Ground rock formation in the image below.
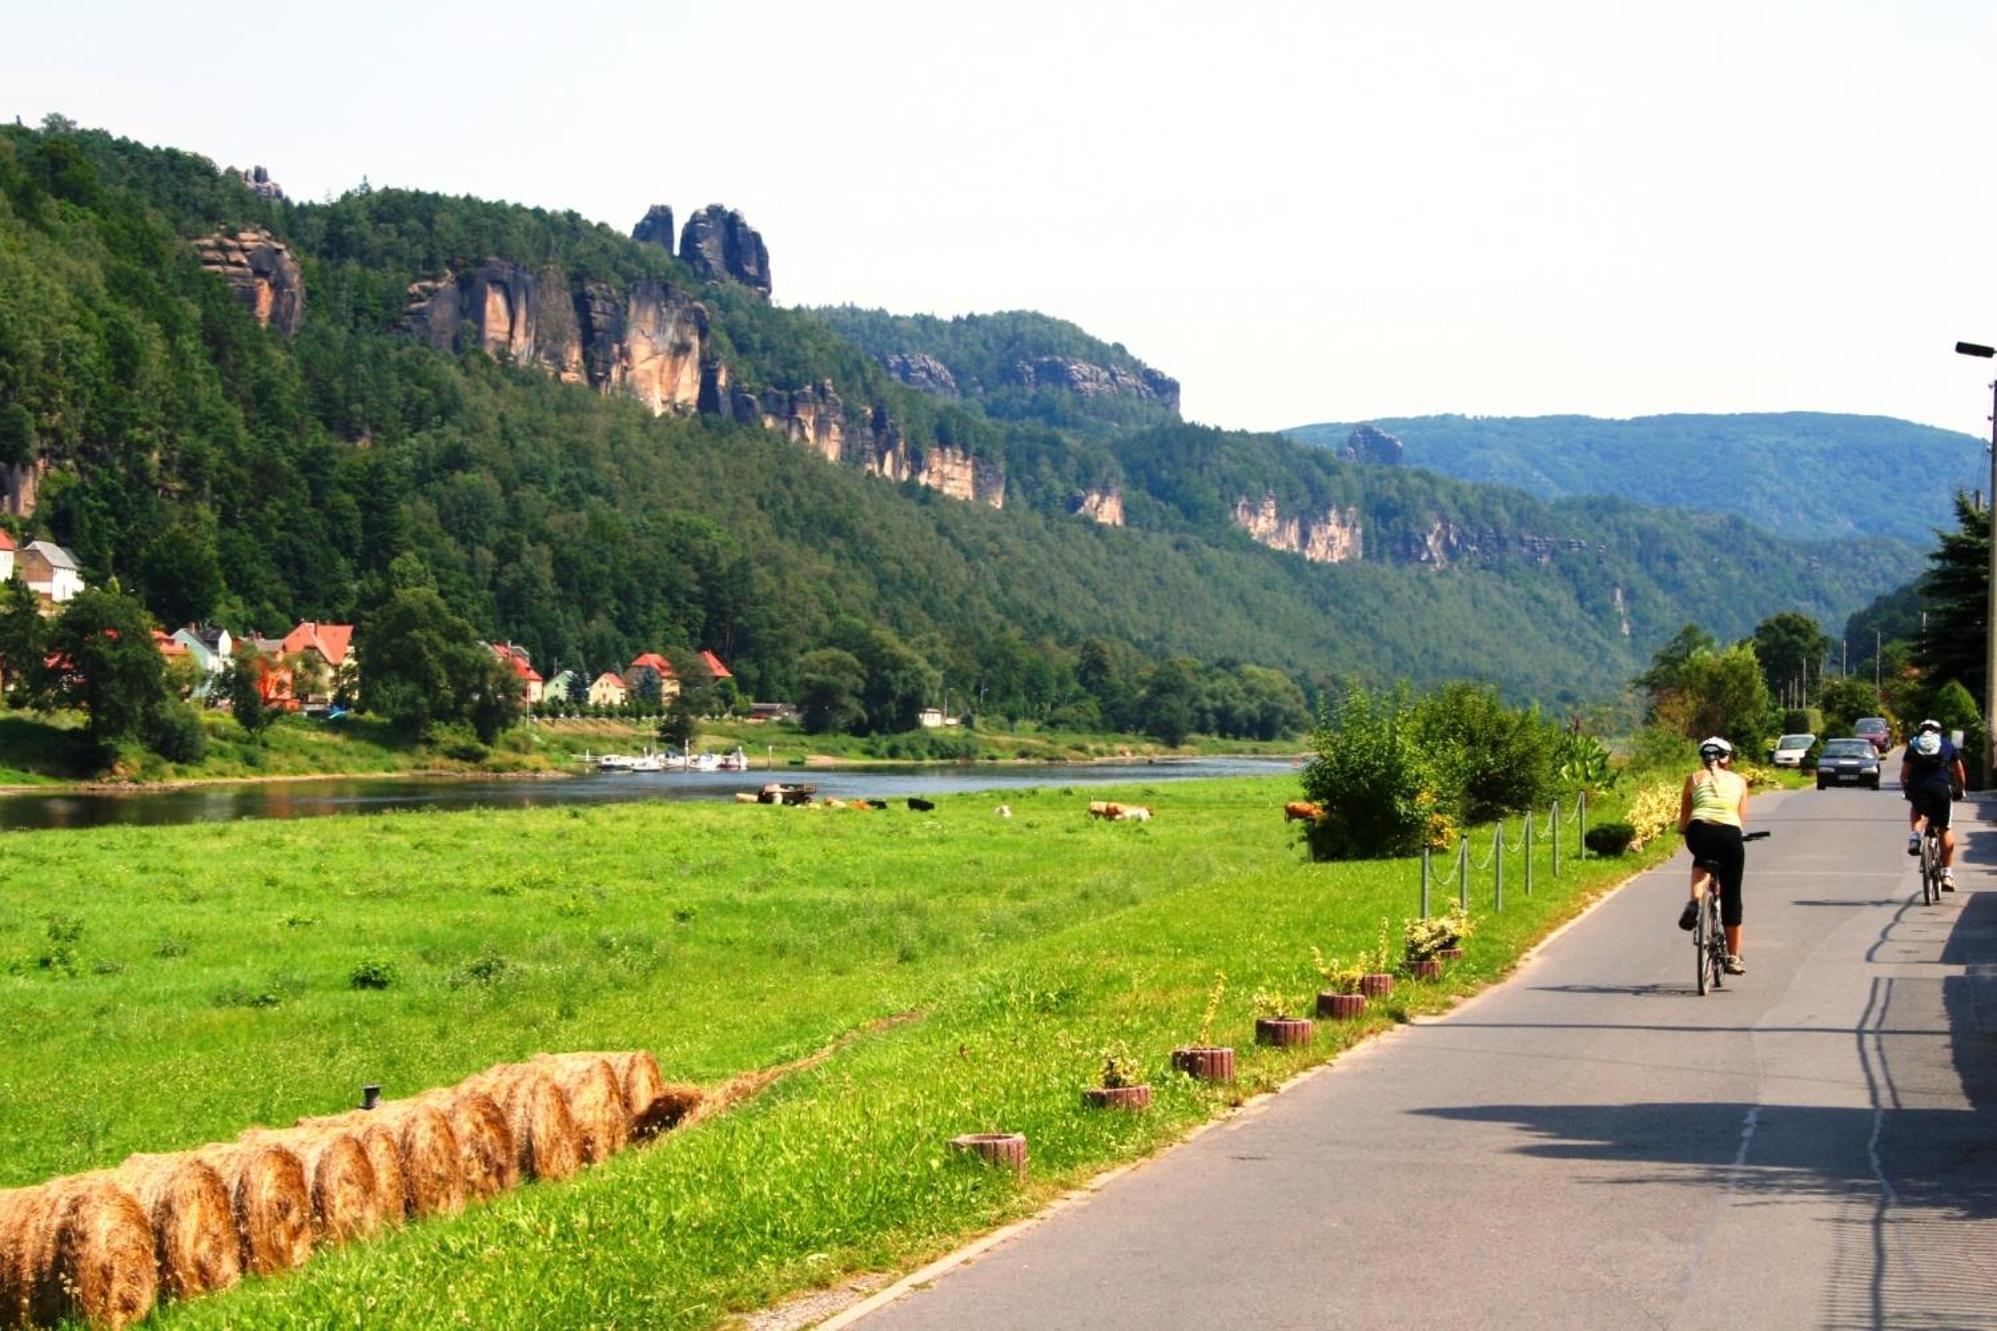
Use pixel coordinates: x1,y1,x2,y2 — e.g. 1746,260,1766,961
1072,488,1125,526
401,264,709,414
632,205,675,255
1231,496,1362,564
1002,356,1179,413
232,165,286,202
1338,424,1404,466
879,352,960,398
193,227,304,335
678,206,771,298
0,458,44,518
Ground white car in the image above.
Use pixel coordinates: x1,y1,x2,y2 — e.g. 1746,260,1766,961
1770,733,1816,767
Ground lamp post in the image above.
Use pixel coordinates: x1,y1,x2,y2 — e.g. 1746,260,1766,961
1951,340,1997,785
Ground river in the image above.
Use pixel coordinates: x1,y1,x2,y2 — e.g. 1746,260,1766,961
0,757,1299,832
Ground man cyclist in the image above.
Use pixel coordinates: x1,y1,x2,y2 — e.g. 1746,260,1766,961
1677,736,1749,973
1902,719,1967,891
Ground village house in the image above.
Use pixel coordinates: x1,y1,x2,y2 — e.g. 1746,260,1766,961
544,668,581,704
279,621,354,706
247,633,297,711
0,530,13,584
624,651,681,702
488,642,545,705
19,540,84,608
588,671,629,707
696,650,733,682
171,626,233,699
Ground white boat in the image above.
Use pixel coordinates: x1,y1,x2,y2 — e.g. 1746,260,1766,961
690,751,720,773
718,747,749,772
628,753,668,772
598,754,636,771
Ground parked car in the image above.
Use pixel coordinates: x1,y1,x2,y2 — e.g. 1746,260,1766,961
1854,717,1892,753
1816,737,1882,789
1770,733,1816,767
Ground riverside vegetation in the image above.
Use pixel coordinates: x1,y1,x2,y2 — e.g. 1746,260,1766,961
0,773,1674,1329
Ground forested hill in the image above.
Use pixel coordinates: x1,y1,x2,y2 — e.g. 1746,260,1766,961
0,122,1922,709
1282,413,1982,544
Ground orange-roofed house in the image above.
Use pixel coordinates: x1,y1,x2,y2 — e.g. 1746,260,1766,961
624,652,681,702
696,650,733,681
488,642,545,705
588,671,629,707
280,621,354,706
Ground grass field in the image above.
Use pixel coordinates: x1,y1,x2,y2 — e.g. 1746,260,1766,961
0,775,1671,1329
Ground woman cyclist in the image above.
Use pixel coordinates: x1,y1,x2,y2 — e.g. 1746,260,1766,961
1676,736,1750,974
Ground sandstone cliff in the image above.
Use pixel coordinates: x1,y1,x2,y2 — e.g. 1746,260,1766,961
402,263,710,414
1338,424,1403,466
1072,489,1125,526
1231,495,1362,564
679,205,771,297
1003,356,1179,413
632,204,675,254
194,226,304,335
879,352,960,398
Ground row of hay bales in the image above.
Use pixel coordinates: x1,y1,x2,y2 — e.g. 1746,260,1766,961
0,1051,700,1330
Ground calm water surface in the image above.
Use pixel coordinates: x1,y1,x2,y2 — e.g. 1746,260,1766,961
0,757,1299,832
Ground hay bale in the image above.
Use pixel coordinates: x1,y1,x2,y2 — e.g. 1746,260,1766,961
414,1089,518,1202
244,1128,381,1247
111,1154,240,1302
192,1141,313,1277
460,1065,582,1182
583,1051,701,1140
0,1177,157,1330
533,1055,630,1164
299,1102,457,1221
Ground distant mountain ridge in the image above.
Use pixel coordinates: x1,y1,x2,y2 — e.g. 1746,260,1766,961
1283,413,1983,544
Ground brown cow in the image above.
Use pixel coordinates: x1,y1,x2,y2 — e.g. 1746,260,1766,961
1284,801,1324,822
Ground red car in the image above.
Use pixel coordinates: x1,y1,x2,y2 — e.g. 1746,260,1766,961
1854,717,1892,753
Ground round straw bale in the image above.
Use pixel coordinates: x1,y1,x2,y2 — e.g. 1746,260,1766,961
299,1103,457,1221
533,1055,630,1164
111,1153,240,1302
461,1065,582,1183
192,1141,312,1277
586,1051,701,1140
244,1129,381,1247
414,1089,518,1202
3,1175,158,1330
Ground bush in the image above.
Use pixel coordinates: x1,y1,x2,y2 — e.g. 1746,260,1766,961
1583,821,1638,856
441,738,489,763
1300,684,1450,859
1624,780,1680,849
144,703,209,763
1414,683,1559,822
349,959,399,990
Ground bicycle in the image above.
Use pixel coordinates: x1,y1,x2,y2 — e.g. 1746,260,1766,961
1918,819,1944,906
1692,829,1770,995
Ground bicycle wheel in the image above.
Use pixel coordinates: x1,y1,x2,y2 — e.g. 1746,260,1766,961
1922,834,1940,906
1694,897,1710,995
1708,898,1728,991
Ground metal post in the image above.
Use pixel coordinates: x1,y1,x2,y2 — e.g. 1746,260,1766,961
1458,835,1469,911
1986,374,1997,788
1578,791,1588,858
1550,801,1560,876
1421,844,1431,918
1525,809,1534,896
1494,822,1504,912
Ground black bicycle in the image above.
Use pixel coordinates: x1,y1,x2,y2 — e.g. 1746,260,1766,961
1918,819,1944,906
1693,829,1770,995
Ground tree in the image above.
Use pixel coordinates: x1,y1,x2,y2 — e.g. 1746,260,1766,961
1916,492,1987,713
1300,682,1446,859
1928,679,1983,748
1636,623,1719,719
1413,682,1558,823
1752,612,1831,703
222,644,272,738
796,648,866,735
1136,657,1202,747
1653,642,1772,748
1817,676,1882,742
0,575,44,700
42,587,169,752
356,587,516,740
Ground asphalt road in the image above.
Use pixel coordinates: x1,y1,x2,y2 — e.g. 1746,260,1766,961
857,779,1997,1330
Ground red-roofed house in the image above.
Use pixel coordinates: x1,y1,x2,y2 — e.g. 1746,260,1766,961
587,671,628,707
624,652,681,702
488,642,545,705
696,650,733,681
281,621,354,672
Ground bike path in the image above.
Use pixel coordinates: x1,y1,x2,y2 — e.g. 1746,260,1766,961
855,784,1997,1330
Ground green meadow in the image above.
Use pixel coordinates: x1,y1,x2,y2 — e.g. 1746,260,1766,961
0,776,1668,1329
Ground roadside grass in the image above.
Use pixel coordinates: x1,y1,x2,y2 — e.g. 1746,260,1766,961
0,775,1672,1329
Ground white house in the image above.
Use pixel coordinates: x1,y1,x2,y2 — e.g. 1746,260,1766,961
172,626,234,698
19,540,84,605
0,530,13,584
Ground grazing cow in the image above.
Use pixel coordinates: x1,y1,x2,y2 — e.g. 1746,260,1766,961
1087,801,1113,819
1114,804,1152,822
1284,801,1324,822
907,797,936,812
994,804,1013,818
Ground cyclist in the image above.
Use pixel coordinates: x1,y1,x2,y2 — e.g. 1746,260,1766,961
1676,736,1750,974
1901,719,1967,891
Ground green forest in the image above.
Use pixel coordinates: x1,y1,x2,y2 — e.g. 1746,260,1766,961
0,121,1924,723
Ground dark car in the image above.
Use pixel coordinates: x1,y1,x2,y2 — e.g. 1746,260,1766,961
1854,717,1891,754
1816,737,1882,789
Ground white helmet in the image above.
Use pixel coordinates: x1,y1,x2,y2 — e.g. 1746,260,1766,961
1698,737,1733,761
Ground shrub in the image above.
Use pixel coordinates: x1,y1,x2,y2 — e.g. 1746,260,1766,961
1403,904,1473,962
1311,946,1365,995
1301,684,1448,859
1415,683,1560,822
145,704,209,763
349,958,399,990
1099,1041,1143,1089
1624,780,1681,850
1583,821,1638,856
441,738,489,763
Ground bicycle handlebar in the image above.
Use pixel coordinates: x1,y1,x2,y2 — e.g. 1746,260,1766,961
1742,830,1771,842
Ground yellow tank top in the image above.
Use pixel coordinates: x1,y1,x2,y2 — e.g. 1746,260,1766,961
1689,768,1745,828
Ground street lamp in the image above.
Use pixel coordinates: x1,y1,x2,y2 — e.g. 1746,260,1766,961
1952,340,1997,783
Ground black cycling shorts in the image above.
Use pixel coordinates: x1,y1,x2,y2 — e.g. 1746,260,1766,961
1909,786,1953,832
1685,820,1745,927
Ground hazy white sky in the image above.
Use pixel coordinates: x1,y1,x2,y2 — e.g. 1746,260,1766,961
8,0,1995,438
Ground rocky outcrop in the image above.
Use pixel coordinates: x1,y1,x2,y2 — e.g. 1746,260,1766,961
1072,489,1124,526
1232,496,1363,564
1002,357,1179,413
402,265,709,414
921,448,1005,508
879,352,960,398
1380,522,1593,569
1338,424,1403,466
193,227,304,335
0,458,44,518
679,206,771,298
632,205,675,255
1611,584,1632,637
232,165,286,202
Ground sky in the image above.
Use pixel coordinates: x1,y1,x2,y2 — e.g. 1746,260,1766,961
7,0,1996,439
